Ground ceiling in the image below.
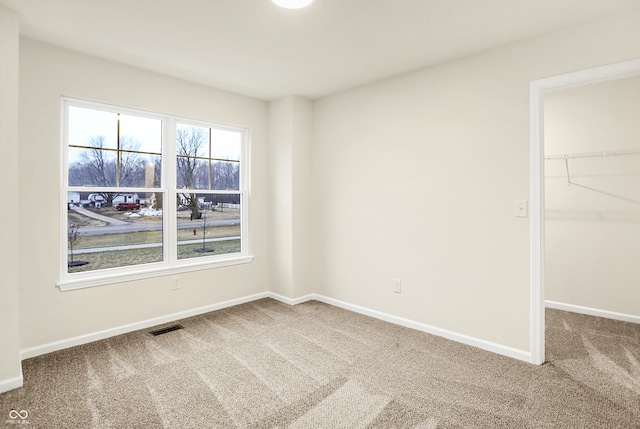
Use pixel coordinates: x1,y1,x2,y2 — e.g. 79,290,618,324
2,0,639,100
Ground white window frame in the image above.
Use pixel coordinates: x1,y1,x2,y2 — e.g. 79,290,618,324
58,98,252,291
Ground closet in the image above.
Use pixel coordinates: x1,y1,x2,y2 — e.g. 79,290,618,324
544,75,640,320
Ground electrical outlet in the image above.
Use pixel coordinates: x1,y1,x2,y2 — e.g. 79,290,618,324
172,277,180,290
393,279,402,294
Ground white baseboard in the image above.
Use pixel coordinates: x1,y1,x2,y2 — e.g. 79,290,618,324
0,371,23,394
309,294,532,363
20,292,269,360
267,292,315,306
19,290,531,365
546,300,640,325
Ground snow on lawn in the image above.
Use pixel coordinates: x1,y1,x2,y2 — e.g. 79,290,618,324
125,208,163,218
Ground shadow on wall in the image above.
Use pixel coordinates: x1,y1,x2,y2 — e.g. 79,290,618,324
545,155,640,222
546,177,640,223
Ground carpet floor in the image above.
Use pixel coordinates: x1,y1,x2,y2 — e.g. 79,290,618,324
1,299,639,428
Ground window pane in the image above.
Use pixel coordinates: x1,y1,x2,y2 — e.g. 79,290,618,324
119,114,162,155
176,193,241,260
211,161,240,190
177,124,209,157
68,106,117,149
67,192,164,272
144,155,162,188
68,147,118,187
211,129,241,161
176,124,208,190
176,158,209,189
118,153,162,188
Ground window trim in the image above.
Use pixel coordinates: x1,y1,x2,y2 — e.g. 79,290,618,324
57,255,254,291
58,98,252,291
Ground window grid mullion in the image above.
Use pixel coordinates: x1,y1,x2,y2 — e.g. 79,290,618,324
165,118,177,264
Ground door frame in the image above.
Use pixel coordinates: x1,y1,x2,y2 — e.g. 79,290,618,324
529,58,640,365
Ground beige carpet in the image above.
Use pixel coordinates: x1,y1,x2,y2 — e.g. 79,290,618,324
1,299,639,428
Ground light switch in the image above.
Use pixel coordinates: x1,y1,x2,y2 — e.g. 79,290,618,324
515,200,528,218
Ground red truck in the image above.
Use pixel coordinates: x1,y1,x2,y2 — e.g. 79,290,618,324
115,202,140,211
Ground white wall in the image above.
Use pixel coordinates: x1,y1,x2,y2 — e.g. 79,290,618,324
312,7,640,353
269,98,294,298
18,39,270,350
291,98,314,298
545,75,640,318
0,5,22,391
268,96,313,300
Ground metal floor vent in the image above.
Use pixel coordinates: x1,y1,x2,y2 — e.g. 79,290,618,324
149,324,184,336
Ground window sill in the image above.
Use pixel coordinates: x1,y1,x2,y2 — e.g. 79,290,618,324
57,255,254,292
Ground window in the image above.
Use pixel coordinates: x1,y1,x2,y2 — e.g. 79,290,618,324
175,123,242,260
60,99,251,290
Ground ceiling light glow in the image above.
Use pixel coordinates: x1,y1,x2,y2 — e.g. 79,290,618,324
272,0,314,9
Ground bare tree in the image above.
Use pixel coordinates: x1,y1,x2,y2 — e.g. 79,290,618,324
194,211,214,254
67,224,89,268
177,126,207,220
68,224,79,265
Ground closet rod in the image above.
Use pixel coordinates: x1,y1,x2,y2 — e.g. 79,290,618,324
545,148,640,160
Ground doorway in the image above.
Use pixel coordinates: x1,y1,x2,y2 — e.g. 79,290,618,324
529,59,640,365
